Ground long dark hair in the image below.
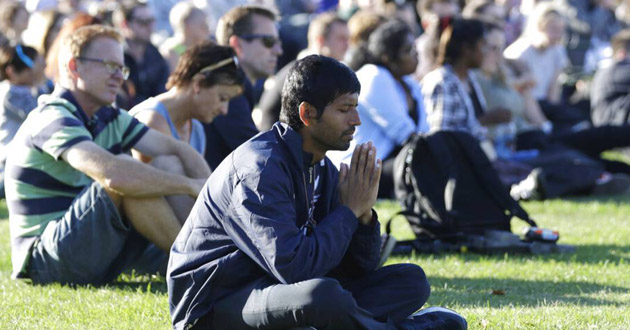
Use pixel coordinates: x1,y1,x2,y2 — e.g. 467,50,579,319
434,17,486,65
348,19,411,71
367,20,412,67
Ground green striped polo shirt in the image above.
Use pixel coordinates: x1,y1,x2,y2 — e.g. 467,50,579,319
6,88,148,277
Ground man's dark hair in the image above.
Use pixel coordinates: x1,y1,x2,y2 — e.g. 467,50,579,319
280,55,360,130
612,29,630,55
215,5,277,46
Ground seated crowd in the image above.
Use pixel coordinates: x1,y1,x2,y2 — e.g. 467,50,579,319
1,0,630,329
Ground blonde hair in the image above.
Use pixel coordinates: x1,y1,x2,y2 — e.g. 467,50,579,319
169,1,205,35
58,25,123,85
523,2,564,39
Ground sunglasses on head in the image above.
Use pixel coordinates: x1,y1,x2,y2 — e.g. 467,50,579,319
197,56,239,75
238,34,281,49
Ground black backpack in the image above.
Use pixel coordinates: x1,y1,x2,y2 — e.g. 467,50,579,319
392,131,537,240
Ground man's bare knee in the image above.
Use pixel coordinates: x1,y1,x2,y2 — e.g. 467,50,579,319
150,155,185,174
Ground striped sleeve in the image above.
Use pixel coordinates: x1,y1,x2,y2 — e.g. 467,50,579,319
30,107,91,160
118,110,149,151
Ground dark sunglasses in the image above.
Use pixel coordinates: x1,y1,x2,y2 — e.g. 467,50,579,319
238,34,281,49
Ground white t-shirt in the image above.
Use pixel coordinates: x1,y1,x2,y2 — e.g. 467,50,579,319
503,39,570,100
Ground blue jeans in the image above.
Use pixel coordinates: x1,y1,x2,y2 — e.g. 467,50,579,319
193,264,430,330
27,181,167,285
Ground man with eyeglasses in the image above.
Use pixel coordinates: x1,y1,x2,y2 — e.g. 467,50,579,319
5,25,210,285
114,0,170,109
203,5,283,170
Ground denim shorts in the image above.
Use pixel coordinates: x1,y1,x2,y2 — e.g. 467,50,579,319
27,181,167,285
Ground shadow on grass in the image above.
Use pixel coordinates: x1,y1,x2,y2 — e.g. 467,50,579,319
395,243,630,266
429,276,629,308
546,193,630,204
25,275,169,294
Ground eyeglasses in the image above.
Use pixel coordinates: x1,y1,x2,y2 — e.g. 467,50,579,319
76,57,130,80
237,34,281,49
198,56,239,75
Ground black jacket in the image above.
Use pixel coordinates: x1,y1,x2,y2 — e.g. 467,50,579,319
591,59,630,126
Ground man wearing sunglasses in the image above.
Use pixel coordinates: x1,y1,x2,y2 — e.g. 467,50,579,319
256,12,350,131
5,25,209,285
114,0,170,109
203,5,283,170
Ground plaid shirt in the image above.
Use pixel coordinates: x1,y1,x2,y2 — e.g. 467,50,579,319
421,65,487,141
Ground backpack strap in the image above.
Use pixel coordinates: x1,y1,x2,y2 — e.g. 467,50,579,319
384,210,438,239
447,131,537,227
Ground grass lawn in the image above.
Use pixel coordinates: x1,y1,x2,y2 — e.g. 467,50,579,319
1,195,630,329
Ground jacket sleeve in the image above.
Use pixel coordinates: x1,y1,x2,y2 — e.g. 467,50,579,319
331,210,382,278
220,162,360,284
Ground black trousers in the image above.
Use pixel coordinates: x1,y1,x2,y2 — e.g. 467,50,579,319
194,264,430,330
517,125,630,174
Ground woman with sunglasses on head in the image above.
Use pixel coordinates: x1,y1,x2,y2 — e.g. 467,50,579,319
0,44,46,198
129,41,243,221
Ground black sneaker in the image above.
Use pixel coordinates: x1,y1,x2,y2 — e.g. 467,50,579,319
398,307,468,330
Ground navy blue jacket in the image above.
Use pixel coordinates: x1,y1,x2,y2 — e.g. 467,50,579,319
167,122,381,329
123,43,169,109
203,78,259,170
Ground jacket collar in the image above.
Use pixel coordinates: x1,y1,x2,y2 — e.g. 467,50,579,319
272,122,314,169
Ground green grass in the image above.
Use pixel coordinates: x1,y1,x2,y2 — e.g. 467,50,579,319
2,196,630,329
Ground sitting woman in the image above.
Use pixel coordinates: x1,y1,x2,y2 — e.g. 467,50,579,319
0,44,46,198
478,23,630,177
328,19,429,198
130,41,243,221
503,3,590,131
422,18,499,142
423,17,630,198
